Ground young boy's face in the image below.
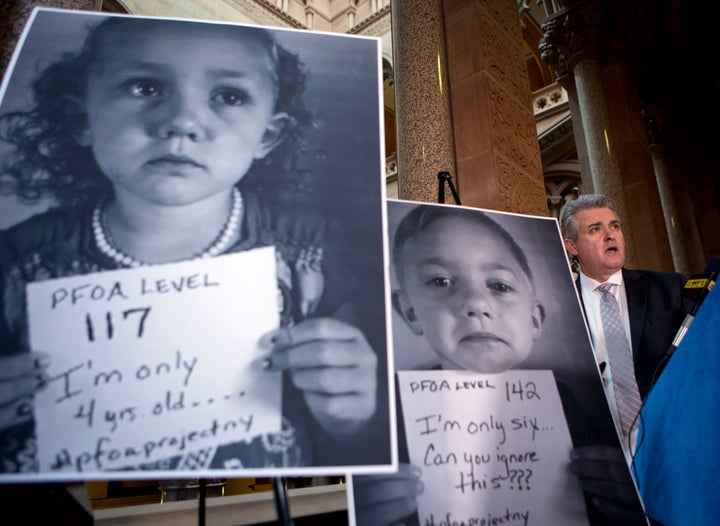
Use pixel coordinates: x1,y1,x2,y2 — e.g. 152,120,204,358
394,215,544,373
76,23,288,207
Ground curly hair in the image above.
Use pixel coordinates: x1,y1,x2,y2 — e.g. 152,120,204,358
0,16,313,208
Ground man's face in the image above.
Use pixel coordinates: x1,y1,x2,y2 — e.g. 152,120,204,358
394,216,543,373
564,207,626,282
78,24,287,207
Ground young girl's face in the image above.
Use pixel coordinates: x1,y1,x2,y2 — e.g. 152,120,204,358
394,216,544,373
76,22,288,207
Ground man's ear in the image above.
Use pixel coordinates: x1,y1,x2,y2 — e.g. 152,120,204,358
392,290,424,336
64,95,92,146
254,112,291,159
531,301,545,339
563,238,578,257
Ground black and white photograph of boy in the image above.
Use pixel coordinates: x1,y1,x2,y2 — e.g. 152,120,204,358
0,8,392,478
350,200,648,526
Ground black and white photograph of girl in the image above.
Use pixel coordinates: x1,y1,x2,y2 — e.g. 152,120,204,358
0,8,392,477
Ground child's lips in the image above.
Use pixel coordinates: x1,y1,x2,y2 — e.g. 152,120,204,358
460,332,506,345
147,154,205,170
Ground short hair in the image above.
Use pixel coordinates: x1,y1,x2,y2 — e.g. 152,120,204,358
561,194,619,241
392,205,535,291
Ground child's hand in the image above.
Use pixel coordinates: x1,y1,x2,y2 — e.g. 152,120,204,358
352,463,423,526
0,352,48,432
260,318,377,437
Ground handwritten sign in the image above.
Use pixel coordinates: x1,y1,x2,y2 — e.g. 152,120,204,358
27,247,282,474
397,369,588,526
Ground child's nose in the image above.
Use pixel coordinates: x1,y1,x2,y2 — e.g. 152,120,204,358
462,290,492,319
155,98,207,142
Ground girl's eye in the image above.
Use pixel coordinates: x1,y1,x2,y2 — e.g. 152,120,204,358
212,89,250,107
127,80,162,97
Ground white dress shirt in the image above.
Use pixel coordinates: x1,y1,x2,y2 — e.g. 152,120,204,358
578,269,638,462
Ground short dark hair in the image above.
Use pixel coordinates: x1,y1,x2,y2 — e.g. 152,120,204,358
0,16,312,208
561,194,619,241
392,205,534,290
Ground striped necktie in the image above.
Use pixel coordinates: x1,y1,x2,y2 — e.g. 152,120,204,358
597,283,643,435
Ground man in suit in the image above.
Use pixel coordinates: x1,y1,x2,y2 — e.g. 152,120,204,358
560,194,689,525
560,194,689,402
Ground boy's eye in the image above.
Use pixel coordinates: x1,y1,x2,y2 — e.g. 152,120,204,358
127,80,163,97
212,89,250,107
426,277,453,288
488,280,515,294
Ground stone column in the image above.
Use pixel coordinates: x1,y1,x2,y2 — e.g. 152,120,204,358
539,1,637,266
390,0,456,203
560,79,592,191
572,60,625,197
644,107,690,275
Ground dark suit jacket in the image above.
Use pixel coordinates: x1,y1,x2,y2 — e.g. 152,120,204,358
577,268,690,399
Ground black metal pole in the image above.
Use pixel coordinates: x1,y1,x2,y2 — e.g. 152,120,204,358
438,171,447,203
273,477,294,526
438,171,461,205
198,478,207,526
447,177,461,205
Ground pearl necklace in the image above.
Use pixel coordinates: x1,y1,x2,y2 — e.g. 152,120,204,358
92,188,243,268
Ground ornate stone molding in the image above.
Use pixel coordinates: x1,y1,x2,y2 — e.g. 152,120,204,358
538,0,636,83
538,1,602,80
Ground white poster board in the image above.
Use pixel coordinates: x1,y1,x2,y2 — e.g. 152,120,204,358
0,7,394,480
397,369,588,526
27,248,281,474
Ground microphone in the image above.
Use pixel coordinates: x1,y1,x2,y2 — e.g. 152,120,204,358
666,256,720,356
646,257,719,395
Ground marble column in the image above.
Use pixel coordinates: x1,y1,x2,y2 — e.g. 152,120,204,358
390,0,456,203
644,108,690,275
572,59,625,197
540,3,637,267
559,78,592,191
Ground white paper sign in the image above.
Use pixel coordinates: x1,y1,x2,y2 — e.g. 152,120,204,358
27,248,282,473
397,369,588,526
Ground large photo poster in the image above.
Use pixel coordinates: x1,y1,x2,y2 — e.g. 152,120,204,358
349,200,648,526
0,8,394,481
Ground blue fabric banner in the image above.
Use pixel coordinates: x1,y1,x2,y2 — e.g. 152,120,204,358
633,285,720,525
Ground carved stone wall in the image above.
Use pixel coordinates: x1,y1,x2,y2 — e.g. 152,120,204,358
443,0,546,215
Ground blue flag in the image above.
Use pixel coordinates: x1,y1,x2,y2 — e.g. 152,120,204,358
633,285,720,525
